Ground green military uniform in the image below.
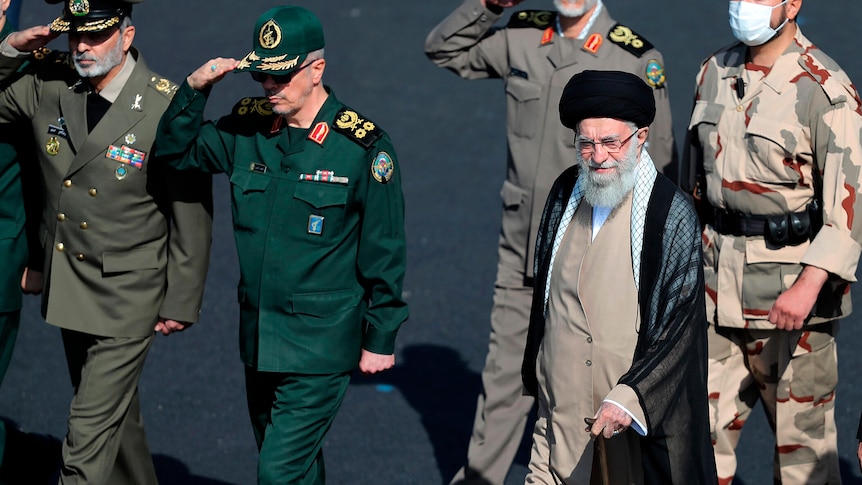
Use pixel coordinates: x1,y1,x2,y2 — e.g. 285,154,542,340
157,81,408,482
155,8,408,483
0,18,54,481
0,1,213,482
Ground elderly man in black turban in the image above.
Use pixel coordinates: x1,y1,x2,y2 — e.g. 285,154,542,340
521,70,716,484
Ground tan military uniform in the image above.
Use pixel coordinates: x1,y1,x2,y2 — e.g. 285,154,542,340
528,197,644,485
425,1,674,482
685,27,862,484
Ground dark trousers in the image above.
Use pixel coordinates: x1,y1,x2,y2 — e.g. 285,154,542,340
245,367,351,485
0,310,19,465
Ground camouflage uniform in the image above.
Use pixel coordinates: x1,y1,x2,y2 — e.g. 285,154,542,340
425,1,675,483
685,27,862,484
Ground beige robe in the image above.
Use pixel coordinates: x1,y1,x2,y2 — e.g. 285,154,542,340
529,195,646,485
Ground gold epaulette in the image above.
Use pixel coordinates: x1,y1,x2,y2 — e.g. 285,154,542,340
332,107,382,148
607,23,655,58
231,97,274,117
149,76,179,99
507,10,555,29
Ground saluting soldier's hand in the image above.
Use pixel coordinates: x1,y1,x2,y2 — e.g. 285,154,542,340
154,318,193,336
358,349,395,375
187,57,239,91
6,25,58,53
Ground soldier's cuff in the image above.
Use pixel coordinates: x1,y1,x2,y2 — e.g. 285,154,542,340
362,325,397,355
0,37,26,58
802,225,861,282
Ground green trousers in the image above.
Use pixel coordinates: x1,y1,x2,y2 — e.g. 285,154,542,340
245,367,351,485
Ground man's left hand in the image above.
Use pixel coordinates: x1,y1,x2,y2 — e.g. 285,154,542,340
769,266,829,331
358,349,395,374
154,318,193,336
587,401,633,440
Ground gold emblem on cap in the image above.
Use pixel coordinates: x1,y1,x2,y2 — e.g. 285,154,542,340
259,19,282,49
70,0,90,17
46,137,61,156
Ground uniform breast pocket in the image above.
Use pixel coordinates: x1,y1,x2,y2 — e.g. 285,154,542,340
745,116,804,185
230,170,272,233
688,101,723,174
292,183,349,244
505,76,542,139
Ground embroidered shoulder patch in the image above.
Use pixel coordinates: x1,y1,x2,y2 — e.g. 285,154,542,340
371,151,394,184
644,59,665,88
607,24,654,58
507,10,555,29
149,76,179,99
333,107,382,148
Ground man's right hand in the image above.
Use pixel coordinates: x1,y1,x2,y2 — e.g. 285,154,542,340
6,26,58,53
483,0,526,9
187,57,238,91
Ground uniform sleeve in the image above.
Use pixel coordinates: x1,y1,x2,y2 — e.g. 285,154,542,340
800,91,862,282
424,0,510,80
153,80,234,175
357,135,408,354
157,166,213,323
641,51,677,179
0,55,39,124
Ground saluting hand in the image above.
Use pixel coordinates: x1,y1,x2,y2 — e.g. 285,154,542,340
6,25,58,53
187,57,239,91
358,349,395,375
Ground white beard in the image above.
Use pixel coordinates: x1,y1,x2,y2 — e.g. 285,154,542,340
578,140,639,209
554,0,598,18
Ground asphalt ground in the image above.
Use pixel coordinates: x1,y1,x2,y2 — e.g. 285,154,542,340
1,1,861,484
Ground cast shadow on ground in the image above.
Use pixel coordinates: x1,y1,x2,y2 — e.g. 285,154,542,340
154,454,238,485
355,343,534,483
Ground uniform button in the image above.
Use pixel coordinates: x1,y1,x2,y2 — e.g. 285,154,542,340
57,213,66,222
79,221,89,230
88,188,98,197
76,253,85,261
586,336,593,344
585,360,592,367
63,179,72,187
55,243,65,252
736,105,744,112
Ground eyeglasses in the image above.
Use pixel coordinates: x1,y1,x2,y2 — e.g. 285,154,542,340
250,61,314,84
575,129,639,154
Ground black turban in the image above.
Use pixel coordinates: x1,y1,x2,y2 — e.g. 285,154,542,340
559,70,655,129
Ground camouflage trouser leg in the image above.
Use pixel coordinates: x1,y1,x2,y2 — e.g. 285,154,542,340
708,324,841,485
707,325,759,485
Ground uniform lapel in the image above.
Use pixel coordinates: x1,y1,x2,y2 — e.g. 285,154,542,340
66,55,147,176
58,80,88,158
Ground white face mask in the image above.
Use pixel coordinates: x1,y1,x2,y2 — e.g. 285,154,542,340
728,0,788,47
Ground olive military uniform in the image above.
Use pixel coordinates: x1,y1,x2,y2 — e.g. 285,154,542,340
424,1,675,482
685,28,862,484
155,82,408,482
0,43,212,483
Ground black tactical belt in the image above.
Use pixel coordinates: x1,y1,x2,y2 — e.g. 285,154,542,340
710,205,820,246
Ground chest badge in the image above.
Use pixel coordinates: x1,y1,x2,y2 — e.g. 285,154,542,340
46,137,60,156
124,133,137,145
131,94,143,111
307,214,324,236
115,165,128,180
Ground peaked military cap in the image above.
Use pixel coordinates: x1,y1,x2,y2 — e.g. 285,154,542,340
235,6,325,76
46,0,142,33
